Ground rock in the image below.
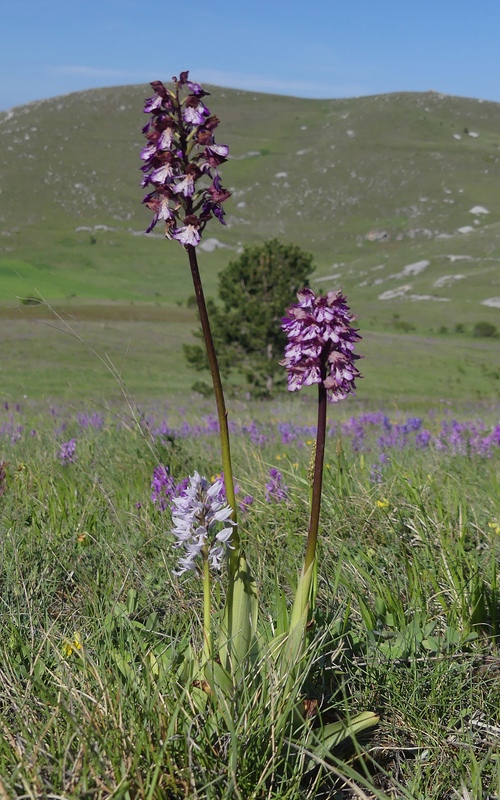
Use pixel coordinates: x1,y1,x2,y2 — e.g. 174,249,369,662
469,206,489,215
365,229,390,242
481,297,500,308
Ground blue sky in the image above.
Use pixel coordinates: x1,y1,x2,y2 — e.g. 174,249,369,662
1,0,499,110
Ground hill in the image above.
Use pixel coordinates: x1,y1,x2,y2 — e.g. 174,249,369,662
0,84,499,403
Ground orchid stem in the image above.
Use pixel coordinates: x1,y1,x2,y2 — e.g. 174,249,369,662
303,370,328,579
186,244,240,575
202,547,212,664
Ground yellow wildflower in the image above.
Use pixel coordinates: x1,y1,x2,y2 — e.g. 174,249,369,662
376,498,389,509
62,632,83,658
488,521,500,535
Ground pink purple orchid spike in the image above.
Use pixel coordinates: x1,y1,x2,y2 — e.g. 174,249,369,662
281,288,362,402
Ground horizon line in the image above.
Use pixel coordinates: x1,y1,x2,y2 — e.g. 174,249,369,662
0,82,497,114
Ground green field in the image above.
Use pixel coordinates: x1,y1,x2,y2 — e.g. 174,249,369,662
1,304,499,408
1,85,499,404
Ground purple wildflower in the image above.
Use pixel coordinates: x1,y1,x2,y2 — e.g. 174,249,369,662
240,495,254,511
369,452,388,484
265,467,289,503
281,288,361,402
415,430,432,449
59,439,77,465
77,411,104,430
434,419,500,458
10,425,23,444
278,422,297,445
369,463,383,484
242,421,269,446
150,465,176,511
141,71,231,245
174,477,190,497
171,472,235,575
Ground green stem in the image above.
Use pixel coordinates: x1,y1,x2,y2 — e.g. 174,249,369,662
202,547,212,664
186,244,240,574
303,370,328,577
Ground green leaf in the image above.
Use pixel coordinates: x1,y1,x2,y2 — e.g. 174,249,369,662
422,636,441,652
126,588,138,614
177,643,200,685
204,661,234,698
145,611,159,631
274,575,289,637
279,561,315,680
374,596,386,618
357,596,377,630
379,635,408,660
219,553,259,682
303,711,379,772
320,711,379,750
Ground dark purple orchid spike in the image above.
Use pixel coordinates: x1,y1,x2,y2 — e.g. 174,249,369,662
141,71,231,246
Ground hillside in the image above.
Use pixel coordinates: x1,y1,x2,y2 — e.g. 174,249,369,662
0,84,499,402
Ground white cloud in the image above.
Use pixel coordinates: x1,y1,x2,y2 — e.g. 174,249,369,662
50,65,140,79
191,69,365,98
46,65,365,99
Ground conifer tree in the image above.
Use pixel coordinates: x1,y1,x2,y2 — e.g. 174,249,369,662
184,239,314,397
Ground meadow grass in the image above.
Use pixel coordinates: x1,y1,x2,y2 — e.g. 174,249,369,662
1,302,499,405
0,397,499,798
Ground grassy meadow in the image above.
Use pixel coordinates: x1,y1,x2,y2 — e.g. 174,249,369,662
0,396,499,798
0,83,499,798
1,83,499,407
1,303,499,407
